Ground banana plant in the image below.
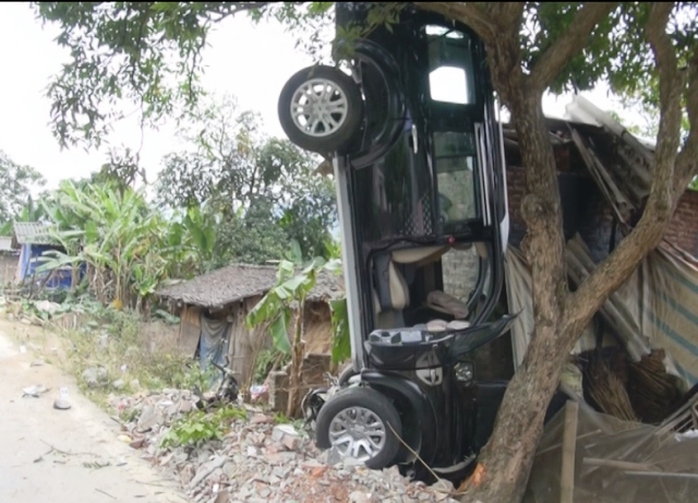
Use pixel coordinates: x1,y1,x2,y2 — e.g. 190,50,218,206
246,241,349,417
246,254,326,418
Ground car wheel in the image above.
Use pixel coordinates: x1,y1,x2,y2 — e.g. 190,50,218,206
278,65,363,154
315,386,402,470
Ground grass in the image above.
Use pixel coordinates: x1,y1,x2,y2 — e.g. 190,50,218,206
12,304,197,408
161,405,249,448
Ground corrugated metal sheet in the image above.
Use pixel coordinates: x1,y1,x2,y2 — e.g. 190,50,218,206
12,222,56,247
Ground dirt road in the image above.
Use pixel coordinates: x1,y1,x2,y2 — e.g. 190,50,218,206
0,323,188,503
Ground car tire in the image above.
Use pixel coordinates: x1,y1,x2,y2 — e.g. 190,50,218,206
315,386,402,470
278,65,363,154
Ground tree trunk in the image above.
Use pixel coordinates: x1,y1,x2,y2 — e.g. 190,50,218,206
457,90,571,503
286,302,306,418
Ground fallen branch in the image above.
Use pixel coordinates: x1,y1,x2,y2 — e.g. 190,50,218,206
40,439,100,457
95,488,116,499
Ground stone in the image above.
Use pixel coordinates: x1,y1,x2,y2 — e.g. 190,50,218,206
179,400,193,413
166,402,180,417
264,452,296,468
222,461,237,479
82,367,108,388
271,424,300,450
180,464,195,485
53,398,71,410
129,437,146,449
212,492,230,503
431,479,454,495
136,405,163,433
310,466,327,478
281,434,301,451
272,466,293,479
129,379,140,390
112,379,125,390
349,491,375,503
250,413,273,425
190,455,227,488
22,385,48,397
341,455,365,467
325,446,342,466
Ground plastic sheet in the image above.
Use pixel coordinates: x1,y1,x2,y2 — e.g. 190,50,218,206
525,400,698,503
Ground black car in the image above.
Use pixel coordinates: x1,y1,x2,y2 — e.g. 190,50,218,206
278,3,517,484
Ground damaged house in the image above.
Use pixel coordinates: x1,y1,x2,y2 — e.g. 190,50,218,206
438,96,698,502
443,95,698,424
157,264,344,388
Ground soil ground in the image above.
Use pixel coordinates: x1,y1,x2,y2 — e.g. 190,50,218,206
0,319,188,503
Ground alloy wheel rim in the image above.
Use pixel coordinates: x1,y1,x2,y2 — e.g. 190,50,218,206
328,406,387,461
290,78,349,137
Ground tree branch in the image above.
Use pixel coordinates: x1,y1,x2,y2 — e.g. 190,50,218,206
646,2,683,196
484,2,525,30
561,3,685,342
675,48,698,190
530,2,617,92
413,2,498,44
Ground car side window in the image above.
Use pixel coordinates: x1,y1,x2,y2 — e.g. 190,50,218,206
434,131,477,224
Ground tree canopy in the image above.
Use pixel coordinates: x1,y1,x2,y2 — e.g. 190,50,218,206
0,149,45,231
32,2,697,150
154,94,337,263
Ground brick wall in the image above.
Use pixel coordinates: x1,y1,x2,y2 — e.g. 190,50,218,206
665,189,698,256
441,247,479,302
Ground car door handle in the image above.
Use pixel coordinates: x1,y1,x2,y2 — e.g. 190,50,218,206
411,124,418,154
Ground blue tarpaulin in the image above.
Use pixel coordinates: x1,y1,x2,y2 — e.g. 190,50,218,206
19,244,85,289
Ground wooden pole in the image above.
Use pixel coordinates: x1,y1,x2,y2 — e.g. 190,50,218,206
560,400,579,503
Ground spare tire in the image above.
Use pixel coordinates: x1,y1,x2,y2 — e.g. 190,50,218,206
278,65,363,154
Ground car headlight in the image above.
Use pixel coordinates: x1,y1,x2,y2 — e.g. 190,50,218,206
454,362,474,383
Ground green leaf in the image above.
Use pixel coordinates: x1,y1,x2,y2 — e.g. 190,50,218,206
270,311,292,355
330,298,351,365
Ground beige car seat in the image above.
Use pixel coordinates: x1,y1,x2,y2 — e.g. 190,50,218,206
372,245,472,328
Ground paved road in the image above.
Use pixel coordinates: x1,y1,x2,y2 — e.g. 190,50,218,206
0,324,188,503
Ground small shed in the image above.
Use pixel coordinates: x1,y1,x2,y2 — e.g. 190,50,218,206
11,221,81,289
157,264,344,386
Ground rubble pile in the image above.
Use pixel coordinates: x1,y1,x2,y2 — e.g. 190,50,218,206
108,389,460,503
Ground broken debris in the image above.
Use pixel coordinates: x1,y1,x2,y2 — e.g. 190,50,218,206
107,388,461,503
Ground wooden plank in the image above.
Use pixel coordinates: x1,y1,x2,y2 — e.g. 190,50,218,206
560,400,579,503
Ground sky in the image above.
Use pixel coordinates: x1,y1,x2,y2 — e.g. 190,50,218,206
0,3,625,192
